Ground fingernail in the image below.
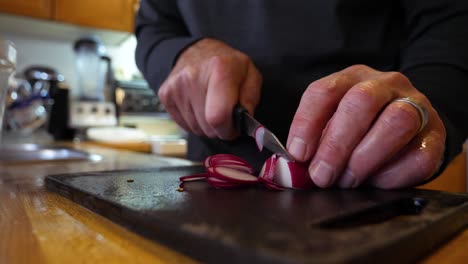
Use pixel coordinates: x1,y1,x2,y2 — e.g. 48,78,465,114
338,169,356,188
309,161,335,187
288,137,307,160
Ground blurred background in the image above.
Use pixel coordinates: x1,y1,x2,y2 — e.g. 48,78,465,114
0,0,186,157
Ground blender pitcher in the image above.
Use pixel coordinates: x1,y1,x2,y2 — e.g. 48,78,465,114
69,37,116,128
73,37,107,101
0,37,16,142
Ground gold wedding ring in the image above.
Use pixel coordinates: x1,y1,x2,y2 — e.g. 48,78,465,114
392,97,428,133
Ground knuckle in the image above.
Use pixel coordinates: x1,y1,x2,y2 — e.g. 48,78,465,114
342,83,377,112
157,87,167,102
210,56,234,76
236,52,250,65
306,78,340,99
344,64,371,74
178,66,197,85
381,71,411,87
205,109,228,129
350,82,376,100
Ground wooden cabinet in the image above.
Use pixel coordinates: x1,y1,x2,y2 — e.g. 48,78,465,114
0,0,52,20
0,0,137,32
55,0,137,32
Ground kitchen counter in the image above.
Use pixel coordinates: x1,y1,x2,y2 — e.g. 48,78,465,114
0,142,466,264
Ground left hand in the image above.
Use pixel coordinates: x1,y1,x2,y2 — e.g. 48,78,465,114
286,65,446,189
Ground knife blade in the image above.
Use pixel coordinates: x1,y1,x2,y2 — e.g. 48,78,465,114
233,104,295,161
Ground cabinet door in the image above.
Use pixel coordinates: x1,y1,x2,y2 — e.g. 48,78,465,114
0,0,52,19
54,0,137,32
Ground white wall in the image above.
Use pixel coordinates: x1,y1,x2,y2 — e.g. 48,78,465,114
1,33,139,90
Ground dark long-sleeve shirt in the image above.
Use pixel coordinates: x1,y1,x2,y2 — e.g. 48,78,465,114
135,0,468,172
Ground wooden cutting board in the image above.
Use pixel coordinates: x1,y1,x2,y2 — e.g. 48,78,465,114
45,166,468,264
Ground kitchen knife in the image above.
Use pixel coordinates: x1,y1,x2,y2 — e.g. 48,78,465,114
233,104,295,161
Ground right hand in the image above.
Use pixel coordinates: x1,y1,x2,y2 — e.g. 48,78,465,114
158,38,262,140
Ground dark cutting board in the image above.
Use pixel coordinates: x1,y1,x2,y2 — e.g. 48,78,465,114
45,166,468,264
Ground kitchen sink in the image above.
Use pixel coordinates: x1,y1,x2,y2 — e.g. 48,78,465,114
0,143,101,163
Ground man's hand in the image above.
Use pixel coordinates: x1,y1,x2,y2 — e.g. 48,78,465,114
158,39,262,140
287,65,446,189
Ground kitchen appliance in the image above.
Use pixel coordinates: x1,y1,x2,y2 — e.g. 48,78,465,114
0,37,16,142
46,167,468,264
69,36,117,128
5,66,75,139
114,79,163,114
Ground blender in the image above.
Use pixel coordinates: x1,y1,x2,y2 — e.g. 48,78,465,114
69,37,117,129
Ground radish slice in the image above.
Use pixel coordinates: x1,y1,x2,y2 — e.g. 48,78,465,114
207,167,259,183
210,154,250,165
272,156,315,189
180,174,208,182
217,164,255,174
207,177,244,188
259,154,279,182
263,181,285,191
180,152,314,191
203,156,212,168
254,126,265,151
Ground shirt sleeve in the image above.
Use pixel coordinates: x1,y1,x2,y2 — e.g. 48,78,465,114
399,0,468,174
134,0,201,92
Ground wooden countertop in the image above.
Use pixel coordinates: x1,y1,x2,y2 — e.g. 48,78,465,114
0,142,466,264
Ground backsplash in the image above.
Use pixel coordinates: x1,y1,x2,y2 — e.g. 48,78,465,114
1,33,140,90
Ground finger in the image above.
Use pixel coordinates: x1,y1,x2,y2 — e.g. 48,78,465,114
158,79,191,132
164,68,204,135
184,72,218,138
337,95,426,188
238,61,262,115
287,65,379,163
366,122,446,189
205,56,246,140
164,102,191,133
192,97,218,138
308,77,397,188
287,66,376,161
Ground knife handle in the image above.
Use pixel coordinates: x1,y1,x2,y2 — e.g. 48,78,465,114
233,104,247,133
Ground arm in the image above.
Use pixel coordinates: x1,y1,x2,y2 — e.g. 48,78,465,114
135,0,200,91
400,0,468,176
286,1,468,189
135,0,262,140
